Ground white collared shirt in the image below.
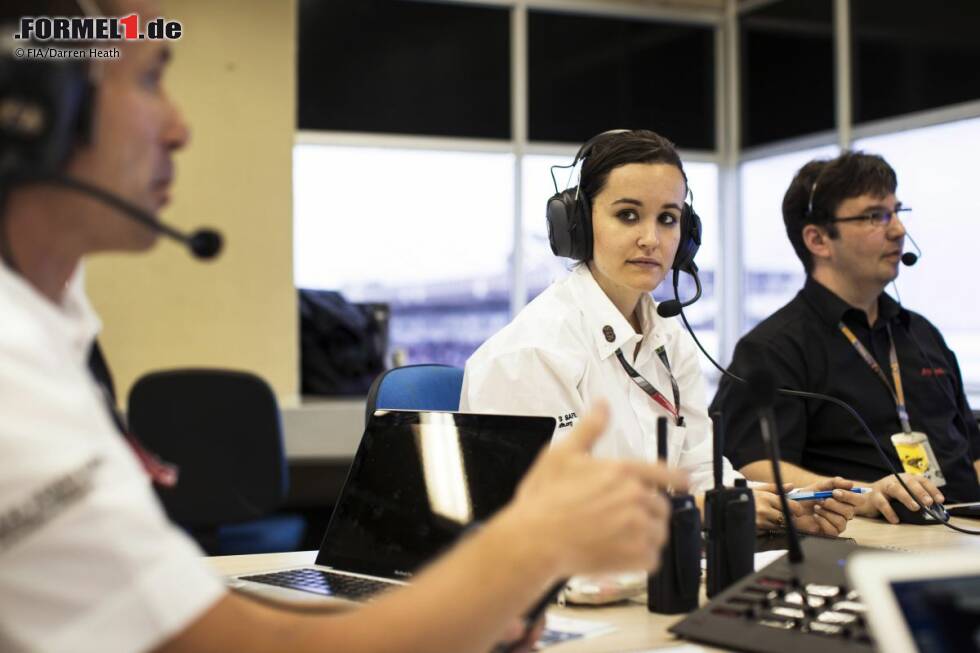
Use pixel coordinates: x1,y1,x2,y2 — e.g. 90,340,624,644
0,263,223,653
462,265,739,494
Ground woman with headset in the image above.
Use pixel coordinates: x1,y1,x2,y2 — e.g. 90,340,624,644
462,129,861,534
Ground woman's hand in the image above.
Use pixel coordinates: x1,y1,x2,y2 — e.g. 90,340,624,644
792,477,861,535
754,478,860,536
753,484,802,530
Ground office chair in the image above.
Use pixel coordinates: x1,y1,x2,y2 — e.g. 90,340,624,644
364,364,465,425
127,369,305,555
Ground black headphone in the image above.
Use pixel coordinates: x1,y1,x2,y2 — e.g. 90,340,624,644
545,129,702,273
0,49,94,179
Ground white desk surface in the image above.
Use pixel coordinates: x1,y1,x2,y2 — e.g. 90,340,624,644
208,517,979,652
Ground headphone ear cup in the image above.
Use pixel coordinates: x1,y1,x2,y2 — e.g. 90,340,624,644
0,58,92,178
574,189,593,261
546,187,592,260
546,190,577,258
672,203,702,272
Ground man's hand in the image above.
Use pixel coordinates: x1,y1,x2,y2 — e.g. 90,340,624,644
858,473,945,523
506,402,690,577
492,616,546,653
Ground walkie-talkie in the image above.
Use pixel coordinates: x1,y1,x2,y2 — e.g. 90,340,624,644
704,411,755,598
648,417,701,614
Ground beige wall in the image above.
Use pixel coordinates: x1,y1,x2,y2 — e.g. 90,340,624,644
86,0,299,404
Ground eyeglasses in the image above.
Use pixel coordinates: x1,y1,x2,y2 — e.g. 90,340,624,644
831,207,911,228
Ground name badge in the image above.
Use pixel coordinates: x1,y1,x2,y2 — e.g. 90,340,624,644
890,431,946,487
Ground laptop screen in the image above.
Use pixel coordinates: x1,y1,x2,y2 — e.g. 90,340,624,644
890,574,980,652
315,410,556,580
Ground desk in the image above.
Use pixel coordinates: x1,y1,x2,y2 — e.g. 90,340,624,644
208,517,978,652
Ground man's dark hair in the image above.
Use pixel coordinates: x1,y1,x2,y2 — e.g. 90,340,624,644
580,129,688,210
782,150,898,273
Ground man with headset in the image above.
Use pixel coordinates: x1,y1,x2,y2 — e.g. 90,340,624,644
0,2,687,652
712,151,980,523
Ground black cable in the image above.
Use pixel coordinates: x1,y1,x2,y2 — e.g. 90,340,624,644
672,275,980,536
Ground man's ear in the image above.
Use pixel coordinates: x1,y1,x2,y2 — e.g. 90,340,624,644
802,224,833,263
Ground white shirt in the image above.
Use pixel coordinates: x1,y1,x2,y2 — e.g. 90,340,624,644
462,265,739,495
0,263,224,653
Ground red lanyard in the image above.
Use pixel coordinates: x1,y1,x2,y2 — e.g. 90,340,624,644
838,321,912,433
615,345,684,426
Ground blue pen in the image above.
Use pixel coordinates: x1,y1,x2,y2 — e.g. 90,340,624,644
787,487,872,501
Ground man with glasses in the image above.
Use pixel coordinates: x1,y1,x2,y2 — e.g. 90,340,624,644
711,151,980,523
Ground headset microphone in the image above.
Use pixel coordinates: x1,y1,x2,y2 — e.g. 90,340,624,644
27,174,223,260
901,232,922,267
656,265,702,318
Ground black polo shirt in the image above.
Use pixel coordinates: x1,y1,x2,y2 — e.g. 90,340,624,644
711,277,980,503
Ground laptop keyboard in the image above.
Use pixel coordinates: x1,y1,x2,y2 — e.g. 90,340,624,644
241,568,396,601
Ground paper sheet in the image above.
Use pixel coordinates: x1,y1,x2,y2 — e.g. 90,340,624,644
535,614,617,649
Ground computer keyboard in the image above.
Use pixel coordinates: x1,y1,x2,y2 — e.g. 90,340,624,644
241,568,396,601
671,537,875,653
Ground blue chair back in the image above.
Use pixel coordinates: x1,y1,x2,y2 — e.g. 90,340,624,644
365,364,464,425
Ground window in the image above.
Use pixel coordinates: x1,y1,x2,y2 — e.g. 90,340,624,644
521,153,576,300
740,0,834,146
855,118,980,393
852,0,980,125
740,144,838,332
521,155,721,368
293,144,514,367
298,0,511,138
528,11,715,150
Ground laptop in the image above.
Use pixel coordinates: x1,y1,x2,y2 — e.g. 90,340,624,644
846,548,980,653
227,409,556,607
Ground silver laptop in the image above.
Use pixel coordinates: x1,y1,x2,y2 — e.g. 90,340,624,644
847,547,980,653
228,409,555,607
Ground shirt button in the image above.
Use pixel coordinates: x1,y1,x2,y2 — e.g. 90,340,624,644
603,325,616,342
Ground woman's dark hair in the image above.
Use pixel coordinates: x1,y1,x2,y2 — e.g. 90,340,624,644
782,150,897,273
579,129,688,208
